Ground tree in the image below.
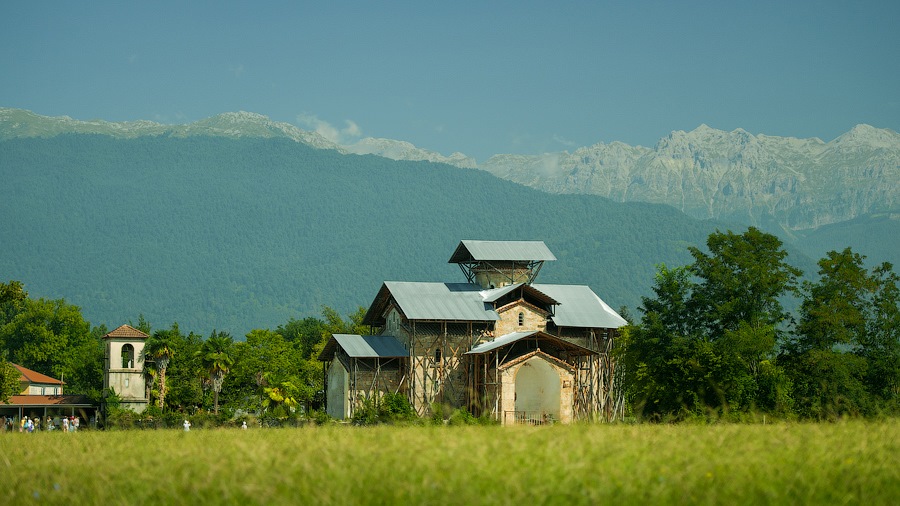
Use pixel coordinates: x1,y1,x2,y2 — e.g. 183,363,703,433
261,373,301,419
0,297,93,378
0,356,20,404
161,328,204,413
145,326,177,409
784,249,900,418
0,280,28,327
222,329,302,412
620,228,801,420
688,227,801,336
196,330,234,414
859,263,900,404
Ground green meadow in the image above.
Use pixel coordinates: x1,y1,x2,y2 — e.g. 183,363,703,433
2,421,898,505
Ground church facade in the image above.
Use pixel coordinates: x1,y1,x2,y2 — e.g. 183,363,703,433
319,240,627,424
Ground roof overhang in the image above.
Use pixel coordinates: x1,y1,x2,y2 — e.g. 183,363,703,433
318,334,408,362
466,330,596,356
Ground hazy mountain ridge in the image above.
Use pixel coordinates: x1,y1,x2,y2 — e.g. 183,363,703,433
344,137,478,168
0,108,342,151
481,124,900,231
3,107,897,233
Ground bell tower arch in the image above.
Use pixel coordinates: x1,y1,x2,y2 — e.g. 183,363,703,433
102,324,150,413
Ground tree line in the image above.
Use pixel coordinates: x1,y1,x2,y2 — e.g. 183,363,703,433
0,279,366,425
618,227,900,421
3,226,899,423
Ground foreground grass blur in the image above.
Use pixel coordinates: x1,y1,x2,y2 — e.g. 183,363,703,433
1,420,898,505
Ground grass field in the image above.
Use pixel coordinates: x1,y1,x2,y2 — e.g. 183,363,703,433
1,421,898,505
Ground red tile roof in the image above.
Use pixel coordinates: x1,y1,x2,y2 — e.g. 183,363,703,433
12,363,64,385
103,324,149,339
1,394,92,406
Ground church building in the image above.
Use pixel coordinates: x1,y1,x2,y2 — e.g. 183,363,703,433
318,240,627,424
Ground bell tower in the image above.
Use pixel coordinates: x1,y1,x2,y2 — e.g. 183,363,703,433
448,240,556,289
102,324,150,413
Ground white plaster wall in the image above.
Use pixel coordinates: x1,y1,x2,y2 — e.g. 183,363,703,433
499,355,575,424
326,360,349,419
105,338,147,402
515,357,561,418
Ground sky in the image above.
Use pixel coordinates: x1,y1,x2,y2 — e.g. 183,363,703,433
2,0,898,162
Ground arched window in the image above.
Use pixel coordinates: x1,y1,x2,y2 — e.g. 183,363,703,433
518,312,525,326
121,344,135,369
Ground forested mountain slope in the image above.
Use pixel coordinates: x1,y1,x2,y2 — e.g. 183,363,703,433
1,134,737,335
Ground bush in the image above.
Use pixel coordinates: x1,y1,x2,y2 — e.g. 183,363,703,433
352,393,417,426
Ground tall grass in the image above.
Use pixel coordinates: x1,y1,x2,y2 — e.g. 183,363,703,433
1,421,897,504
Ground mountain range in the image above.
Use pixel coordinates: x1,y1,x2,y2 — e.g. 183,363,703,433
480,124,900,233
4,107,896,233
1,108,897,335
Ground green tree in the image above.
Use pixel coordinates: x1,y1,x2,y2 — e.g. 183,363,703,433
261,373,300,419
223,329,301,412
145,326,177,409
0,297,92,378
277,316,328,360
162,328,204,413
859,263,900,404
0,280,28,328
620,228,801,420
689,227,801,336
784,249,900,418
196,330,234,414
0,356,20,403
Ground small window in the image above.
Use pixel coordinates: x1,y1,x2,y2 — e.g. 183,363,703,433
434,348,442,363
518,312,525,326
124,378,130,388
121,344,135,368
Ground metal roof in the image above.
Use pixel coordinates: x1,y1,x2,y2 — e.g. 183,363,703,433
481,283,559,306
467,331,538,354
532,284,627,329
466,330,596,356
331,334,408,358
384,281,500,321
448,240,557,263
480,283,523,302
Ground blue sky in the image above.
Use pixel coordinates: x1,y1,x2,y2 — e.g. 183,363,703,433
2,0,898,161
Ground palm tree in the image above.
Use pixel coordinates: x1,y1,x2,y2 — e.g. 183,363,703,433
260,373,300,418
145,331,176,409
197,331,234,414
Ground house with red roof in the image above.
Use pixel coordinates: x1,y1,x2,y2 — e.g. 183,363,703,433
1,362,96,429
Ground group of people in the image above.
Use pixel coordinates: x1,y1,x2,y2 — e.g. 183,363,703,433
1,415,80,433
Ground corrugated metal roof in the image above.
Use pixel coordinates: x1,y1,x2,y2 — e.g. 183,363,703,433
386,281,500,321
481,283,560,305
466,330,596,356
467,331,538,354
532,284,627,329
448,240,557,263
480,283,524,302
332,334,408,358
